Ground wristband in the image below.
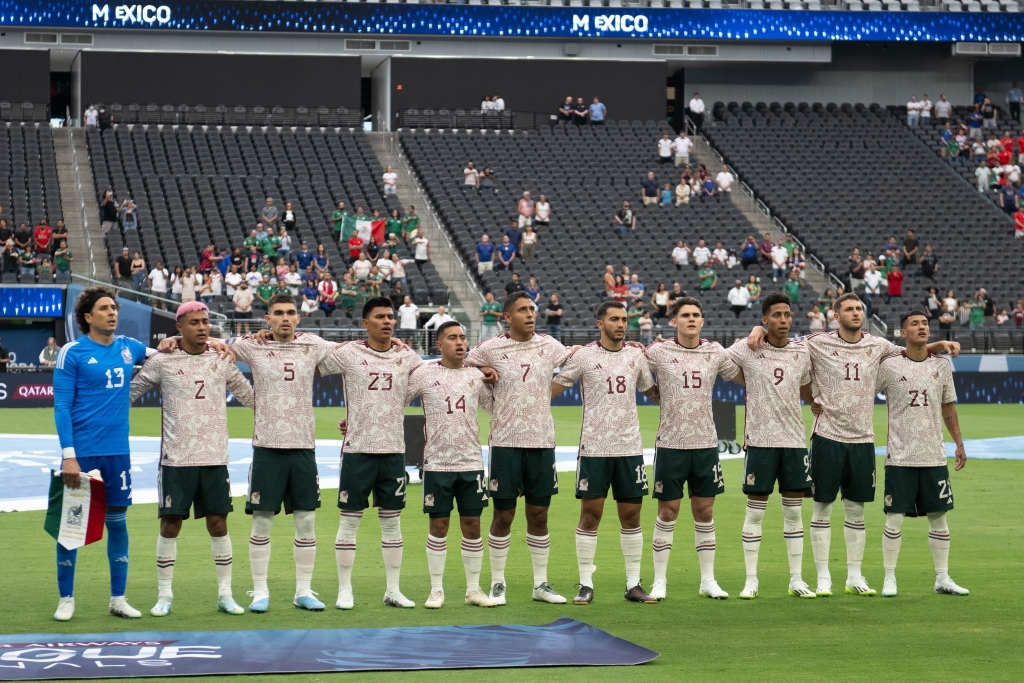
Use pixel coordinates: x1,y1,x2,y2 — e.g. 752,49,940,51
61,447,76,460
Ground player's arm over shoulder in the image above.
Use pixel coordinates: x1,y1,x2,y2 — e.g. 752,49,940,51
711,342,741,381
123,335,152,363
224,360,255,408
474,369,495,414
128,352,163,403
404,362,428,406
464,339,492,368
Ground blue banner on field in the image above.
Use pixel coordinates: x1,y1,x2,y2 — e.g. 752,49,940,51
0,619,657,680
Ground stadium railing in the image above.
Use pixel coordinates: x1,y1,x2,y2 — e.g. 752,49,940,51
395,109,559,131
87,103,365,128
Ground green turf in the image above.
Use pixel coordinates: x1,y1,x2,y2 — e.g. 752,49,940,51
2,407,1023,682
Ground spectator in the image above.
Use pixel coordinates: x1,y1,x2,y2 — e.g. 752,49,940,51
886,262,904,304
330,201,350,241
712,241,729,268
906,95,921,128
504,273,526,297
169,266,185,301
627,274,645,300
673,131,692,168
675,175,691,205
627,299,644,335
300,281,320,317
601,265,617,297
313,244,330,276
657,133,675,166
668,282,685,309
319,273,338,313
692,239,711,268
848,247,865,291
486,235,512,274
17,242,37,278
698,264,718,290
745,274,761,303
199,274,214,305
471,234,493,275
277,226,292,265
651,283,670,321
919,245,939,281
525,277,542,305
920,94,932,125
612,275,629,303
827,308,841,331
423,305,454,332
996,308,1010,325
33,220,51,255
759,233,774,266
863,262,882,317
934,94,952,125
199,243,217,274
244,229,260,251
1013,299,1024,326
969,104,984,140
100,190,118,234
982,97,997,131
352,253,371,281
336,276,357,315
924,286,942,320
976,162,991,192
532,195,551,227
557,97,573,122
999,182,1017,215
589,97,606,126
0,218,10,245
2,239,19,277
572,97,589,126
545,294,563,340
53,240,73,275
347,231,365,263
402,206,421,240
130,251,147,292
114,246,132,287
978,287,996,318
641,171,660,206
39,337,60,368
770,240,789,283
699,176,717,203
672,241,691,270
688,92,705,132
615,200,636,237
480,292,502,341
493,94,505,111
715,165,734,199
256,223,270,242
398,296,419,334
463,162,479,192
789,248,804,279
224,265,242,298
181,267,201,304
727,279,751,317
481,95,493,111
382,165,398,195
740,236,759,270
782,270,803,303
901,230,919,268
1016,206,1024,239
966,294,985,331
517,191,534,228
366,266,384,297
479,167,496,195
807,307,827,333
261,197,279,231
252,274,273,310
120,200,138,231
505,220,523,258
660,183,673,207
521,225,538,261
285,264,302,295
277,202,296,234
84,103,98,127
384,209,403,243
37,256,53,281
1007,83,1023,123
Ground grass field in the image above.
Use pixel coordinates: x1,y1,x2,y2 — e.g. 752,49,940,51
1,407,1023,682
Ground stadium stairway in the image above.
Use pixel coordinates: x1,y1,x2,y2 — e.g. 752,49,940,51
53,128,96,276
367,131,485,334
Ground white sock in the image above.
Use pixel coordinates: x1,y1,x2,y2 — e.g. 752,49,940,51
882,512,905,581
694,519,716,582
742,499,767,579
810,501,834,582
335,511,362,593
426,534,447,591
620,527,643,589
379,509,403,593
462,537,484,593
526,533,550,588
488,533,510,587
652,516,675,584
210,535,233,599
293,510,316,595
782,497,805,582
575,528,598,588
156,536,176,599
843,500,866,582
927,512,950,580
249,511,274,598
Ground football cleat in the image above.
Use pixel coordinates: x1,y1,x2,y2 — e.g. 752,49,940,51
788,580,817,599
738,578,759,600
699,579,729,599
532,582,567,604
150,599,173,617
383,590,416,608
109,596,142,618
217,597,245,615
247,592,269,613
425,589,445,609
934,577,969,596
882,576,898,598
53,597,75,622
294,592,325,611
624,582,658,603
489,582,507,606
649,579,667,601
335,589,354,610
573,584,594,605
845,577,877,597
816,578,833,597
465,589,498,607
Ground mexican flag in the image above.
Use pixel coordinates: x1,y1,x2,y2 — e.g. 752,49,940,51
44,470,106,550
343,215,387,244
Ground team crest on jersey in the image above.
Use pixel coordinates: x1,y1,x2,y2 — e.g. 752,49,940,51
885,494,892,506
654,481,664,493
164,495,172,508
339,490,349,503
121,348,133,364
746,473,755,485
578,478,589,492
424,493,435,507
250,491,260,504
933,370,940,379
489,478,498,491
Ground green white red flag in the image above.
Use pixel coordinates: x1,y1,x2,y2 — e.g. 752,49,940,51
43,470,106,550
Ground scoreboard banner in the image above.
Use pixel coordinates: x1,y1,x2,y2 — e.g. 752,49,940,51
1,1,1023,41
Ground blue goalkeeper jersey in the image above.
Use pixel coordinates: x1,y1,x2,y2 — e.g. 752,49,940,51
54,335,149,458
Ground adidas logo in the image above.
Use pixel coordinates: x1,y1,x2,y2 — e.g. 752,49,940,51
359,360,368,366
831,351,840,357
176,369,185,376
594,363,603,370
114,556,129,563
87,357,98,364
58,560,74,567
899,376,908,382
756,354,766,359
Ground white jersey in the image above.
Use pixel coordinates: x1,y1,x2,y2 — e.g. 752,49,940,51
230,333,336,450
554,342,654,457
129,344,255,467
806,331,901,443
406,361,491,472
877,352,956,467
728,337,811,449
647,338,739,450
466,333,569,449
320,341,422,454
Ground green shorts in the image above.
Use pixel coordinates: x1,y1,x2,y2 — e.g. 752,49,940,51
423,470,489,518
338,451,407,511
652,447,724,500
809,435,876,503
246,447,321,514
742,446,811,495
158,464,233,519
884,465,954,515
488,447,559,509
576,455,647,503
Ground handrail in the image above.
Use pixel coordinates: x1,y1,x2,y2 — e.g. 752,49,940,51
65,116,96,279
396,109,559,131
70,273,229,321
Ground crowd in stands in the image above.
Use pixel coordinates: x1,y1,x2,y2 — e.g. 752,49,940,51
0,210,73,283
0,335,63,372
557,96,608,126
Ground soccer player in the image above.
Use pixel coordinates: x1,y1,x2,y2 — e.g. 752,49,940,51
745,292,959,597
129,301,255,617
728,293,816,599
551,301,661,605
465,290,570,605
320,297,423,610
645,297,740,600
53,287,157,620
405,321,498,609
876,311,968,597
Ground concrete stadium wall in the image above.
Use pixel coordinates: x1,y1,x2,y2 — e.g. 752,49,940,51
0,49,52,104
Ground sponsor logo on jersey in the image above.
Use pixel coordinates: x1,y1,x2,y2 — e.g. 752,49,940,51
578,477,589,492
121,348,134,364
424,493,434,507
339,490,349,503
746,473,756,485
250,491,260,504
489,478,498,491
654,481,663,493
885,494,892,506
87,357,98,364
164,495,172,508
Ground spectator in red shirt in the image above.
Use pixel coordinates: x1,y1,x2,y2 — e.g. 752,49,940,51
759,232,774,266
1016,208,1024,238
1000,131,1015,151
886,262,904,304
199,243,216,273
1016,134,1024,163
998,146,1012,166
347,234,364,262
33,221,51,255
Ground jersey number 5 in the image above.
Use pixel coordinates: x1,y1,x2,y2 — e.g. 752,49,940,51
283,362,295,382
